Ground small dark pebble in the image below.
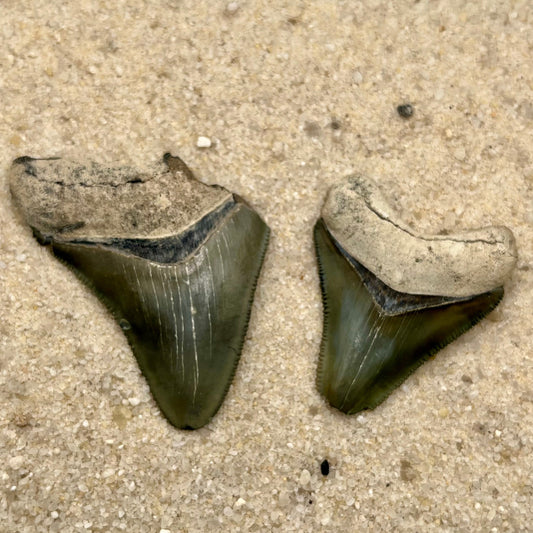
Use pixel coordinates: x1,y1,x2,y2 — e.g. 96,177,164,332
397,103,414,118
320,459,330,476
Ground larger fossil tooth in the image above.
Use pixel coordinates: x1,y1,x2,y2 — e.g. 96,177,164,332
315,175,517,415
9,153,270,429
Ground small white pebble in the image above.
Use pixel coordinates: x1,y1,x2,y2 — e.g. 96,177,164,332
234,497,246,508
88,65,97,74
118,510,125,518
196,136,212,148
299,469,311,486
128,397,141,407
495,429,502,437
82,420,89,428
160,529,171,533
353,71,363,84
51,511,59,519
16,253,26,262
223,506,233,517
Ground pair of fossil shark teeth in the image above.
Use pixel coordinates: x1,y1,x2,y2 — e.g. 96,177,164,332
9,154,517,429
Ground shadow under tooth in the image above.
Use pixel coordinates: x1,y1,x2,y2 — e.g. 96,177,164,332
314,218,504,416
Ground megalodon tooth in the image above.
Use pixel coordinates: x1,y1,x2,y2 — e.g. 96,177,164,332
9,153,270,429
315,175,517,415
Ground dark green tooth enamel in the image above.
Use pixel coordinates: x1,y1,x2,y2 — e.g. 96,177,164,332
315,175,517,416
10,154,269,429
315,219,503,415
52,203,268,429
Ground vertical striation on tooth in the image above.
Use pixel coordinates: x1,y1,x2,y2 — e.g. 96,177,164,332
9,154,270,429
315,175,517,416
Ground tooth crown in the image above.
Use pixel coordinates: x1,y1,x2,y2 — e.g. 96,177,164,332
51,202,269,429
322,175,517,297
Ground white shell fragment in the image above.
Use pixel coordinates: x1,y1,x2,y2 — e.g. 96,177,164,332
321,175,517,297
196,136,212,148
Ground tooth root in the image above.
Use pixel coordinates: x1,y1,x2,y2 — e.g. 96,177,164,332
315,175,517,416
9,154,270,429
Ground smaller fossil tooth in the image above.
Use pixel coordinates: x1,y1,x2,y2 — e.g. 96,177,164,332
10,153,270,429
315,175,517,415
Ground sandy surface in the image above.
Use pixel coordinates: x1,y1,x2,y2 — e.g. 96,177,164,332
1,1,532,531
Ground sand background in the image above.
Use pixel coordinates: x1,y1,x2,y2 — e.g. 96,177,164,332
1,1,532,531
